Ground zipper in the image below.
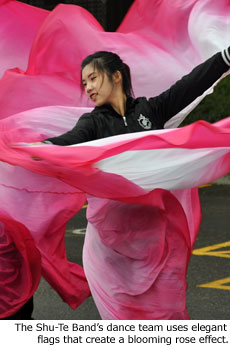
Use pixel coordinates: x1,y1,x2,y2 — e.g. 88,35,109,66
123,116,128,126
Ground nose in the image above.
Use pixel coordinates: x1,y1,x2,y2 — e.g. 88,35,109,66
86,83,92,94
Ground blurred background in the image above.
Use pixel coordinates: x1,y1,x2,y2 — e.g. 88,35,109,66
20,0,134,32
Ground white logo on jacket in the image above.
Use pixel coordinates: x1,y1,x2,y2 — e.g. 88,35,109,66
137,114,152,129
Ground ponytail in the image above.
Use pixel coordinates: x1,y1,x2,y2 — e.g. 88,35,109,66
121,62,134,98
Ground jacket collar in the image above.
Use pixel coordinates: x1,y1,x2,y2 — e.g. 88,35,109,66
92,96,135,115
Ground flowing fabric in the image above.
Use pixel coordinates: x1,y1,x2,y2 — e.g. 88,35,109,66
0,214,41,318
0,0,230,319
0,0,48,79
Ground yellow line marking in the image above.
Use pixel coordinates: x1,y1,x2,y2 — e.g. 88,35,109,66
199,183,212,188
198,277,230,291
72,228,86,235
193,241,230,258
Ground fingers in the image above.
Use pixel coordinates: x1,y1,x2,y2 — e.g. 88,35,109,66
29,142,43,145
31,155,42,161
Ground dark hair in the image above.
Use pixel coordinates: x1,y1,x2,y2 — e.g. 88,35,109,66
81,51,134,97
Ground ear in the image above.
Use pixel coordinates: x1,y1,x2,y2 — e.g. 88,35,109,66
113,70,122,84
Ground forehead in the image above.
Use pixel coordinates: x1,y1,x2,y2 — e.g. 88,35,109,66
82,63,97,80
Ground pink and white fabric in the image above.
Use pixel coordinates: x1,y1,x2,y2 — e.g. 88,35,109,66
0,214,41,318
0,0,48,79
0,0,230,319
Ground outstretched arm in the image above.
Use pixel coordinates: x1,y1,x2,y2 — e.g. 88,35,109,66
43,113,96,146
148,48,230,127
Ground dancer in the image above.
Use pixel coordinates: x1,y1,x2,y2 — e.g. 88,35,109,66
32,49,229,320
43,49,230,145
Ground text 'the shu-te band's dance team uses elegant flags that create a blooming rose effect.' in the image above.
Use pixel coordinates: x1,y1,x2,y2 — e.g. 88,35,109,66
0,0,230,319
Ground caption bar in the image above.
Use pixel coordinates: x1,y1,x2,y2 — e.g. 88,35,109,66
1,321,230,348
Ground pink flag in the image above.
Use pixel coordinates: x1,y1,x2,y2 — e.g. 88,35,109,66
0,213,41,318
0,110,230,319
0,0,48,78
0,0,229,120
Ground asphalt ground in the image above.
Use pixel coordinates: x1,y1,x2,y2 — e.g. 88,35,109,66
33,184,230,320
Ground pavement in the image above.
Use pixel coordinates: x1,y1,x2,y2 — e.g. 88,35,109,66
33,181,230,320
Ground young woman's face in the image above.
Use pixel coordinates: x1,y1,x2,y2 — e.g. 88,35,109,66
82,63,114,106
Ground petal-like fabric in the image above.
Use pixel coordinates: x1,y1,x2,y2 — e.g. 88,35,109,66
0,0,230,319
1,115,230,197
0,108,91,311
0,0,229,120
0,110,230,319
0,213,41,318
0,160,90,314
0,0,48,78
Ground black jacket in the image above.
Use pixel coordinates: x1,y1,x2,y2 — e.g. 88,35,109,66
45,50,230,146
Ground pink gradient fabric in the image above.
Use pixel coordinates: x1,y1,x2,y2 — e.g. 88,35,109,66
1,115,230,319
0,0,229,120
0,0,229,319
0,0,48,78
0,214,41,318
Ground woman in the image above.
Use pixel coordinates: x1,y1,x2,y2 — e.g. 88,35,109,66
38,49,230,319
43,49,230,145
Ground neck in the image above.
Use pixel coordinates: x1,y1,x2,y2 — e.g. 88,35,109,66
110,93,127,116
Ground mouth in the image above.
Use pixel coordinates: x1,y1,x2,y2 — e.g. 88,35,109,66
90,93,97,101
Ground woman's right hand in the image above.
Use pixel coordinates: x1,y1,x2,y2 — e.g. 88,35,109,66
29,142,43,145
29,142,43,160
